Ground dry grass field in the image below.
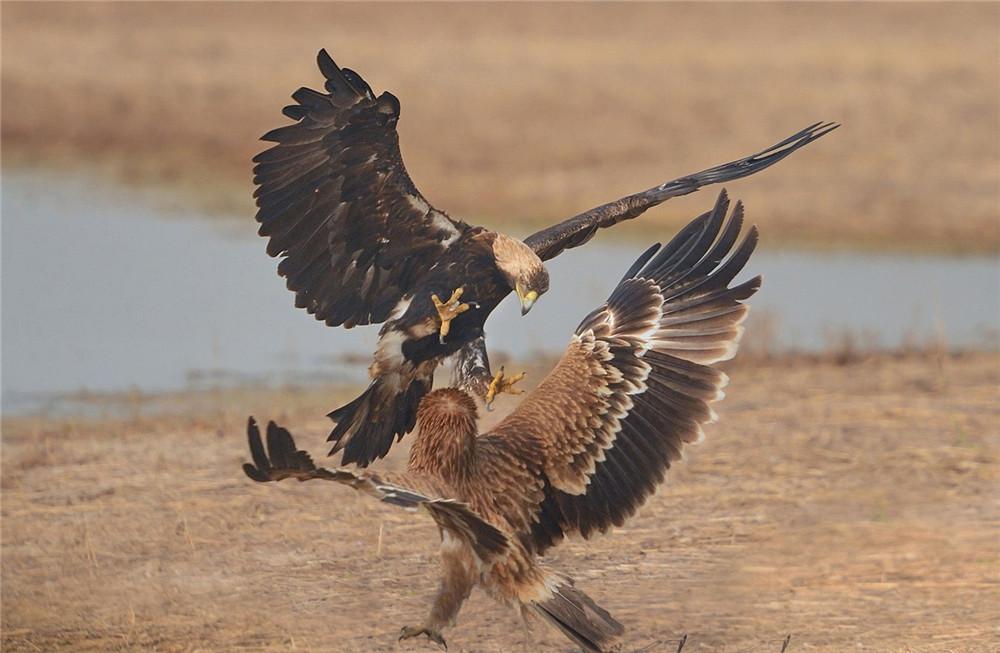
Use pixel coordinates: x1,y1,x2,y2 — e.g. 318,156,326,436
3,352,998,653
3,4,999,652
2,2,999,252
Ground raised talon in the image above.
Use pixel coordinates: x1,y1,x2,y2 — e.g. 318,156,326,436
431,287,470,344
485,366,526,410
399,625,447,650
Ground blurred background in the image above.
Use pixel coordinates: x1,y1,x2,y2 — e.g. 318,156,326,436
2,2,997,413
2,4,998,652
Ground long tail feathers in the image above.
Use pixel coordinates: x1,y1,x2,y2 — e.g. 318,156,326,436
529,576,624,653
327,374,430,466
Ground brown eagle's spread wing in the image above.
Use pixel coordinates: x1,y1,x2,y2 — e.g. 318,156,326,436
243,418,508,562
522,122,837,261
481,190,759,553
254,50,471,328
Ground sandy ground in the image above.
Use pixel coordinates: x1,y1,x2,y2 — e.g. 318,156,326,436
2,352,998,653
2,2,999,252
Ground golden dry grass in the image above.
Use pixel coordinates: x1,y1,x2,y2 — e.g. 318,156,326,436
3,352,998,652
2,2,999,252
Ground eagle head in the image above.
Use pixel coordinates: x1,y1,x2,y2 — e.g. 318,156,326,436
411,388,480,477
492,233,550,315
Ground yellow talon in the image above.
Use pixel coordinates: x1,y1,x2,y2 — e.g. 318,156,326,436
431,287,470,344
485,366,526,410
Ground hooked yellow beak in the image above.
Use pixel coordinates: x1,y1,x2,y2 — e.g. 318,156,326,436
517,288,538,316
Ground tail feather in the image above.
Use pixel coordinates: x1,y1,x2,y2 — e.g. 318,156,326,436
529,577,623,653
327,374,431,466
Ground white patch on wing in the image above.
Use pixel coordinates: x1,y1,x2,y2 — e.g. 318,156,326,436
373,330,408,374
408,317,439,339
429,211,461,246
389,295,413,320
406,194,431,214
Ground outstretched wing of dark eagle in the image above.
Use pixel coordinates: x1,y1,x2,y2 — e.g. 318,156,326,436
522,121,836,261
256,49,829,333
254,50,472,328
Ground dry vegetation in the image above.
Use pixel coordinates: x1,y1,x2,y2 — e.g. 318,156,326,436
3,352,998,652
2,2,998,252
2,4,999,651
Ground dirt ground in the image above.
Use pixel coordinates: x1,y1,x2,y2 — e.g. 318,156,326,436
2,352,998,653
3,2,999,252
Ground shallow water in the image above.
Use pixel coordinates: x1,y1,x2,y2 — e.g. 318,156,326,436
3,171,997,414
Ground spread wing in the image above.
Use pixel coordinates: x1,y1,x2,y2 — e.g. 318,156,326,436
523,122,837,261
243,418,508,562
254,49,472,328
480,190,759,554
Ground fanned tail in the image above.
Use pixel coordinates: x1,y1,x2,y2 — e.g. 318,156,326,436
528,575,624,653
327,373,431,466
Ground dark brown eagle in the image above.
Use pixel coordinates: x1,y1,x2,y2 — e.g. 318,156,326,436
253,49,834,467
244,191,760,653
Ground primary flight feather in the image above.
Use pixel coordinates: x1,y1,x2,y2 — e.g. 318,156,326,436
253,49,833,467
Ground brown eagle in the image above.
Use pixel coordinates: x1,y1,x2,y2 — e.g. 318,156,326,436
253,48,833,467
243,191,760,652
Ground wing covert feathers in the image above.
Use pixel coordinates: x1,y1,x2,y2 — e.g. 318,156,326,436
243,418,508,562
486,190,759,553
254,49,470,328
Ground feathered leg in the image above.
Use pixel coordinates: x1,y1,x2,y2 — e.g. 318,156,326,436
450,338,525,411
451,336,493,397
399,533,478,650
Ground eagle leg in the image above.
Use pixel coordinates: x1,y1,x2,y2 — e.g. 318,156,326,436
485,366,526,411
399,626,447,650
450,337,494,398
431,287,471,344
398,541,476,650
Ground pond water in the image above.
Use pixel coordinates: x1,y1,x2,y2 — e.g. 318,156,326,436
3,171,997,415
